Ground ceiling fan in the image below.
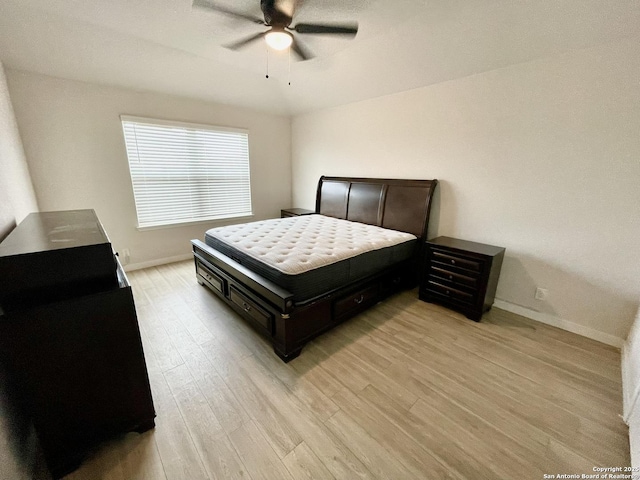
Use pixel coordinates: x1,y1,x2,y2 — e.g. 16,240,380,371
192,0,359,60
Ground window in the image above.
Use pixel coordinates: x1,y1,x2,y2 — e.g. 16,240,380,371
121,116,252,229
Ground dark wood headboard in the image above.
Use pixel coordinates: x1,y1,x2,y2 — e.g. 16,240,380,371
315,176,438,240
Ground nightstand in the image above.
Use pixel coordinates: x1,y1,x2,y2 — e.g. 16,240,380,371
281,208,315,218
419,236,505,321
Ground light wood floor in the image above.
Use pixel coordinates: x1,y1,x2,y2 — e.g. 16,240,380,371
64,260,629,480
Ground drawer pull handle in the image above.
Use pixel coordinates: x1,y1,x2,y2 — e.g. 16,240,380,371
451,259,456,265
354,295,364,304
446,290,451,295
242,302,252,312
449,275,454,280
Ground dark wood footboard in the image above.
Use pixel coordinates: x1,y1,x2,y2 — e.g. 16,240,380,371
192,239,415,361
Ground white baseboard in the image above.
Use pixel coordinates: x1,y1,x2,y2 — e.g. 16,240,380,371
622,342,633,422
493,299,624,348
123,253,192,272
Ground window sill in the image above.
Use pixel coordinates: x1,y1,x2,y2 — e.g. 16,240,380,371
136,213,254,232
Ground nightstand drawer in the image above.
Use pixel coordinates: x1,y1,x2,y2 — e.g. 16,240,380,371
428,266,478,290
425,280,475,305
431,249,482,272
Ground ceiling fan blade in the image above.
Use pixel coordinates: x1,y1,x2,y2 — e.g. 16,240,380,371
291,38,313,61
224,32,267,50
192,0,265,25
293,23,358,35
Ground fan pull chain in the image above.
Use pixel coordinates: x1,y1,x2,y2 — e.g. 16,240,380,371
288,48,291,86
265,47,270,79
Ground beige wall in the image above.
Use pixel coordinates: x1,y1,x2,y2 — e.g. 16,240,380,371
0,61,38,480
6,71,292,269
0,63,37,240
292,36,640,345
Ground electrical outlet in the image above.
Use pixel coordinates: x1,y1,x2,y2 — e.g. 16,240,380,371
535,287,548,301
122,248,131,265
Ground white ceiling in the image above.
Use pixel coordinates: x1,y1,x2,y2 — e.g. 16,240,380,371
0,0,639,115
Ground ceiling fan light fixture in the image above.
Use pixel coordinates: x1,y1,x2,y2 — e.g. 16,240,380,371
265,30,293,50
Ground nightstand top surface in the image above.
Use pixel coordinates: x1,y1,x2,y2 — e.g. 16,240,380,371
427,236,505,257
281,208,315,215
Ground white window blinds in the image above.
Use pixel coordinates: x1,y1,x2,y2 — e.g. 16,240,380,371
121,116,252,228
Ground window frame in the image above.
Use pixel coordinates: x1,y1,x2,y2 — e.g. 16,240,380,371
120,115,254,230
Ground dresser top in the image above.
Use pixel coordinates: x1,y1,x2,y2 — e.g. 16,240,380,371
427,236,505,257
0,210,110,257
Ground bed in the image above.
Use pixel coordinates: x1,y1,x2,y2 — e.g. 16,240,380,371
191,176,438,361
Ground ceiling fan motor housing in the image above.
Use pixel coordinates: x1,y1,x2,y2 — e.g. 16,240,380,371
261,0,292,27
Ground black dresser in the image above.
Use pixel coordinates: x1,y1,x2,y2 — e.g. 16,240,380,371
0,210,155,479
419,236,505,321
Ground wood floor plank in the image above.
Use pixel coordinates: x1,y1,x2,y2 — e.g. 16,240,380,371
288,351,345,399
356,383,516,480
160,312,253,435
163,365,225,439
228,421,295,480
331,387,463,480
197,372,252,434
447,321,621,398
356,328,412,364
413,320,625,432
325,409,428,479
409,342,627,465
398,294,622,385
480,309,622,380
320,326,392,371
383,297,624,415
163,364,248,480
282,442,335,480
168,299,215,346
312,339,418,411
302,342,371,393
210,356,304,460
136,304,185,373
239,355,377,480
385,353,612,472
482,306,622,361
146,372,209,480
421,330,627,434
143,267,174,297
118,431,167,480
408,393,546,478
246,336,341,423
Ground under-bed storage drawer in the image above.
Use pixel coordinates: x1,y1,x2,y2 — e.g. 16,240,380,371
229,286,273,333
334,283,380,320
196,261,225,294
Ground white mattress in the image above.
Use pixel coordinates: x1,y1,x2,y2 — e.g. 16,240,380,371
206,214,416,275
